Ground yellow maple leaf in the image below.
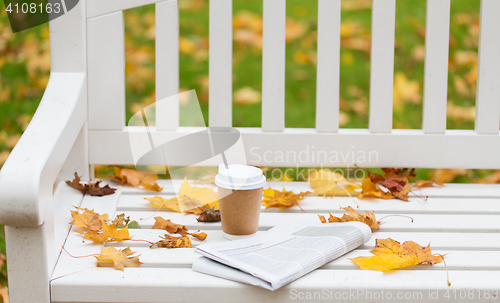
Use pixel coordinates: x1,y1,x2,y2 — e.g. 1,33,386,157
262,188,311,211
145,179,219,214
95,247,142,271
308,170,361,197
318,206,379,230
349,238,444,271
70,207,108,231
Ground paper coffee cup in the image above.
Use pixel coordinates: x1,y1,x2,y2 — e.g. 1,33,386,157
215,164,266,240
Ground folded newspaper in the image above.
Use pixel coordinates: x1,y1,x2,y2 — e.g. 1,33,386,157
192,221,371,290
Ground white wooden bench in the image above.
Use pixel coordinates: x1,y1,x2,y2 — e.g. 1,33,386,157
1,0,500,302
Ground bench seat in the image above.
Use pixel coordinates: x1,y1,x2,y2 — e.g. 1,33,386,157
51,180,500,303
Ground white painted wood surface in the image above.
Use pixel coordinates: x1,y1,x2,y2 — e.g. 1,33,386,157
262,0,286,132
209,0,233,127
89,128,500,168
315,0,341,133
422,0,450,134
368,0,396,133
87,12,125,130
155,0,179,130
474,0,500,134
87,0,175,19
51,181,500,302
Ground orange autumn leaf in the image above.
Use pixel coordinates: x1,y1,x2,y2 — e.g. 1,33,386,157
358,178,395,200
110,166,163,191
77,221,130,243
70,207,108,231
152,217,189,235
154,234,192,248
190,232,208,241
349,238,444,271
144,179,219,214
95,247,142,271
262,188,312,211
318,206,379,230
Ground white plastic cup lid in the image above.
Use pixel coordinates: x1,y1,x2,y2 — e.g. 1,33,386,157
215,164,266,190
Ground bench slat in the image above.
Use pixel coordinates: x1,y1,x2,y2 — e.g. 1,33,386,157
51,268,500,303
262,0,286,132
315,0,341,133
474,0,500,134
208,0,232,127
422,0,450,134
155,0,179,131
87,12,125,130
368,0,395,133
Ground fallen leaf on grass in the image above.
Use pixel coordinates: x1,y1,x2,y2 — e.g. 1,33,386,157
308,169,361,197
318,206,379,230
0,286,9,303
145,179,219,214
110,166,163,191
349,238,444,271
197,207,221,222
95,247,142,271
66,173,116,196
261,188,311,211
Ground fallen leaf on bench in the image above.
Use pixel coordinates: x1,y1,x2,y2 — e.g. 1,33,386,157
95,247,142,271
145,179,219,214
358,178,395,200
152,217,189,235
318,206,379,230
66,173,116,196
262,188,312,211
197,207,221,222
77,221,130,243
154,234,192,248
113,213,130,228
110,166,163,191
308,169,361,197
349,238,444,271
70,207,109,231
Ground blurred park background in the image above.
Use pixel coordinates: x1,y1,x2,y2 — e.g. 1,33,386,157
0,0,499,299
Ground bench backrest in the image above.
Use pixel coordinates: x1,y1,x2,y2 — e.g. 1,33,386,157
54,0,500,169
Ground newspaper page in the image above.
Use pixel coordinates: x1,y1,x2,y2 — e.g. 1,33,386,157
193,221,371,290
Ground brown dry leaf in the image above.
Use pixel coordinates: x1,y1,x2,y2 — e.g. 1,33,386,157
152,217,189,235
66,173,116,196
318,206,379,230
154,234,192,248
110,166,163,191
113,213,130,228
349,238,443,271
197,207,221,222
262,188,312,211
70,207,108,231
308,169,361,197
95,247,142,271
145,179,219,214
234,87,261,105
190,232,208,241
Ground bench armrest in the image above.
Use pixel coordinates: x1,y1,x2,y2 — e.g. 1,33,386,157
0,72,87,227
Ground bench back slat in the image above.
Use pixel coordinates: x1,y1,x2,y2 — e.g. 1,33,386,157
315,0,341,133
368,0,396,133
155,0,179,131
261,0,286,132
208,0,233,128
422,0,451,134
474,0,500,134
87,12,126,130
